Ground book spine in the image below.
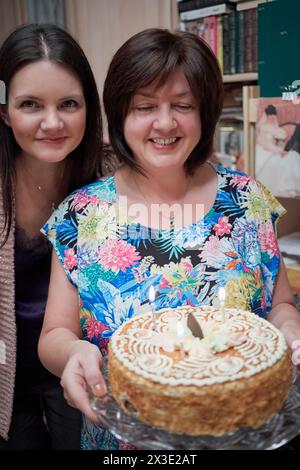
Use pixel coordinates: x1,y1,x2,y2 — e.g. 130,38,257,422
236,0,258,12
246,8,255,72
203,16,211,48
243,9,250,72
217,15,223,72
197,18,206,41
183,19,199,34
178,0,231,13
222,14,230,75
209,16,218,56
236,10,245,73
228,10,237,74
252,7,258,72
180,4,232,21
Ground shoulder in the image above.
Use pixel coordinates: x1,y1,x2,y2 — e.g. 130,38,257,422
43,175,117,234
58,175,117,215
214,164,251,183
214,164,262,194
213,164,285,221
69,175,117,205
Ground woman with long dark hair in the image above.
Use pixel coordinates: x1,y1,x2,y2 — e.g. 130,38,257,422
0,23,104,449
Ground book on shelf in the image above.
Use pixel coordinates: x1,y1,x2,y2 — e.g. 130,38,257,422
180,3,234,21
179,5,258,76
236,0,258,11
244,7,257,72
228,10,236,74
217,15,223,72
222,13,230,74
178,0,234,13
236,10,245,73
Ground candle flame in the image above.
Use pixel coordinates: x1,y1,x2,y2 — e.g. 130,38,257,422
149,285,155,303
176,321,185,339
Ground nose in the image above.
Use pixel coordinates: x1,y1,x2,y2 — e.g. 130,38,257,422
40,109,63,131
153,107,177,132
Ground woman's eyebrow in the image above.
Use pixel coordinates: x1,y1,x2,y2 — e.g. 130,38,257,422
136,90,192,99
14,94,40,100
14,93,84,101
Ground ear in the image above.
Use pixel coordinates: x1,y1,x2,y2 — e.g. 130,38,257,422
0,105,11,127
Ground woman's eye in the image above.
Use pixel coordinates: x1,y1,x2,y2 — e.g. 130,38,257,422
20,100,39,110
61,100,78,109
135,105,155,112
175,104,193,111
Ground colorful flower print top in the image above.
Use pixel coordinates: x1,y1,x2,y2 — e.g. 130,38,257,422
42,165,285,355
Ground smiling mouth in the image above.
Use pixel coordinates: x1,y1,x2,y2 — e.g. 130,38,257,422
37,137,67,143
150,137,180,145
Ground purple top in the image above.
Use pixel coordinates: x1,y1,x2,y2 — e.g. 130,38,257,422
14,227,59,395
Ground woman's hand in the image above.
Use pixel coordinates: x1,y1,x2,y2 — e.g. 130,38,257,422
291,340,300,382
60,340,107,423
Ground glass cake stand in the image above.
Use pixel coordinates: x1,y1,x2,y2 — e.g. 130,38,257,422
89,361,300,450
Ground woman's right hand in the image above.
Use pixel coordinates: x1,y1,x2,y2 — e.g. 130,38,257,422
60,340,107,423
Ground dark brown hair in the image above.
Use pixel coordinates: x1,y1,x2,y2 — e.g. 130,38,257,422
0,23,104,245
103,28,223,175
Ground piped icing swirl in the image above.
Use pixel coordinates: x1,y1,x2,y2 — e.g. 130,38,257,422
110,306,287,387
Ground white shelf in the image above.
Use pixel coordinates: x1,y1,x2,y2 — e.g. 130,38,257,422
223,73,258,83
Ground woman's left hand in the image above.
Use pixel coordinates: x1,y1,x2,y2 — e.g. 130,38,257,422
291,340,300,382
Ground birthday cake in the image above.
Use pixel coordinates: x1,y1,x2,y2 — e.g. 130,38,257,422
108,306,292,436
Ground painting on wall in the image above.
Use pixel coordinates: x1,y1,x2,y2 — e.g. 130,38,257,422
255,97,300,198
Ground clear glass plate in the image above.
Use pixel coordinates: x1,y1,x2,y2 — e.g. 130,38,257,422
89,360,300,450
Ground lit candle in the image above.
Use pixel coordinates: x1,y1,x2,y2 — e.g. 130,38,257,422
176,321,185,360
149,286,157,331
218,287,226,322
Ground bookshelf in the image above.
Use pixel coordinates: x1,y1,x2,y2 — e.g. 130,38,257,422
178,1,259,76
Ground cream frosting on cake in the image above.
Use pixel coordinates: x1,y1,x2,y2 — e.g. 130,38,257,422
108,306,292,436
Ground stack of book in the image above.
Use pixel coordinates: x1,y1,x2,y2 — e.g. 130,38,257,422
178,0,258,75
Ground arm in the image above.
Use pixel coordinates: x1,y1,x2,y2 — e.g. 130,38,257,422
38,251,107,422
268,257,300,349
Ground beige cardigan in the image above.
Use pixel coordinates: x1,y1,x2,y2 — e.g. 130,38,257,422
0,191,16,440
0,154,120,440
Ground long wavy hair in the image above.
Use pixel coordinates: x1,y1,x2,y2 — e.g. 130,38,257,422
0,23,104,245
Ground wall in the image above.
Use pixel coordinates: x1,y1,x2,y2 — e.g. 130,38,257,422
0,0,25,45
65,0,177,113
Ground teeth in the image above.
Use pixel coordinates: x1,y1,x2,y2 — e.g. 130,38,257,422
152,137,177,145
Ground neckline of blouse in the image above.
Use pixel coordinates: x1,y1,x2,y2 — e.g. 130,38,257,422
109,162,222,233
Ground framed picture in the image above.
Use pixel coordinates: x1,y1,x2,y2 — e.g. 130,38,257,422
214,118,244,171
255,98,300,198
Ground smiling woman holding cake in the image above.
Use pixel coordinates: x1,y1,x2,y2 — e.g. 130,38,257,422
39,28,300,450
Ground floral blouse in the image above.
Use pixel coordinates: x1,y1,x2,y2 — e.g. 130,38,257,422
42,164,285,449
